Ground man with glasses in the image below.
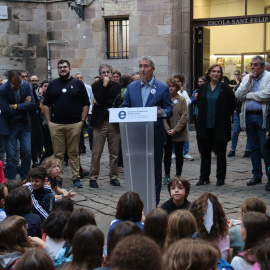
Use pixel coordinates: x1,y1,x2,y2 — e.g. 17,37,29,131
236,56,270,191
43,59,90,188
0,69,35,181
89,63,121,188
20,70,29,82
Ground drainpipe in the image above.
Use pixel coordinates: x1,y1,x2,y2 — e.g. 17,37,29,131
47,41,68,81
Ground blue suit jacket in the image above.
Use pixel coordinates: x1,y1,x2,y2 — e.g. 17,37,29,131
0,80,35,135
122,78,172,144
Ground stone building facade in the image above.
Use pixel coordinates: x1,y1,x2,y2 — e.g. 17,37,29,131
0,0,191,89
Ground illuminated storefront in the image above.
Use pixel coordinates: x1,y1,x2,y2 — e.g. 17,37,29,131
191,0,270,86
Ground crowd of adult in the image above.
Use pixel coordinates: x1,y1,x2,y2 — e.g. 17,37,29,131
0,55,270,269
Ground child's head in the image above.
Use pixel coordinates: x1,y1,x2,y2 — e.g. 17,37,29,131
43,211,70,239
5,187,32,215
255,237,270,270
115,192,144,222
41,157,61,178
0,215,33,254
28,167,47,190
164,210,197,250
144,208,168,249
241,212,270,250
241,198,266,216
14,250,55,270
62,208,96,242
167,176,190,202
0,183,8,209
4,180,21,192
189,192,228,241
163,239,220,270
52,197,74,213
107,221,142,263
110,235,162,270
67,225,104,270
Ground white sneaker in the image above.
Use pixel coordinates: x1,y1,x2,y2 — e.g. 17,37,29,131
171,153,176,159
184,154,194,161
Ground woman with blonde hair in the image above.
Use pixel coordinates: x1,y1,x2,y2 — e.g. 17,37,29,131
164,210,197,250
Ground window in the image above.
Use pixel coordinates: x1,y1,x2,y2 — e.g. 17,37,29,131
106,18,129,59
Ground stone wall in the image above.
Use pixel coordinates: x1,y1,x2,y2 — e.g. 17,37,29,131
0,0,191,91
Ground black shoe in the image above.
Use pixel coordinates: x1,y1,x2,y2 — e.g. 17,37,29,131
80,169,89,179
243,151,251,157
196,179,210,186
89,180,99,188
110,179,120,186
216,179,224,186
265,182,270,191
227,150,235,157
16,166,21,175
247,176,262,186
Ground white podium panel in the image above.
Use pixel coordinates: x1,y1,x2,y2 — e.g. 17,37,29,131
109,108,156,215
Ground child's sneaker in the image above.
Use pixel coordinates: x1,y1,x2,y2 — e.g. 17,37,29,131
117,167,124,173
73,178,83,188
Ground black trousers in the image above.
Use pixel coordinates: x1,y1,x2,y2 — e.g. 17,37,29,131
164,134,184,176
198,128,227,182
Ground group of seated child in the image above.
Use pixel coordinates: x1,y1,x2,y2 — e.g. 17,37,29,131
0,172,270,270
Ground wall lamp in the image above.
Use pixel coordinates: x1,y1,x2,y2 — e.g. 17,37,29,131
65,0,95,21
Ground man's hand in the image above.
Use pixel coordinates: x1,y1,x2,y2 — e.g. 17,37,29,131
266,132,269,140
194,93,198,100
167,129,176,136
103,77,110,87
9,104,15,109
25,96,31,103
249,70,256,83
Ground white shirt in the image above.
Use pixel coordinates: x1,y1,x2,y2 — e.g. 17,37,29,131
85,83,94,114
231,256,253,270
178,89,191,106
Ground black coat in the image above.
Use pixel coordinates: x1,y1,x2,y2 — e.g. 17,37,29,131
91,79,121,127
197,82,235,142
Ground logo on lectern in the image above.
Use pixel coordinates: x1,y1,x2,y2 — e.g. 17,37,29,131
118,111,126,119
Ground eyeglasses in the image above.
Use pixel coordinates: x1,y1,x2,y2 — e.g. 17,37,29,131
30,80,38,82
22,75,28,78
58,66,69,70
101,70,111,75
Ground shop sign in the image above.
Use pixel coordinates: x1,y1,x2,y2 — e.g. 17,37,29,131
208,16,269,26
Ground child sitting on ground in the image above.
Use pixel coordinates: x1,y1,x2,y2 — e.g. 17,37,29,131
107,191,144,245
229,197,266,259
41,158,77,199
5,187,42,237
27,166,55,220
0,183,8,222
160,176,191,214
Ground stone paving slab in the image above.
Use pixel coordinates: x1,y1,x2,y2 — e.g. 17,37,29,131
60,129,270,237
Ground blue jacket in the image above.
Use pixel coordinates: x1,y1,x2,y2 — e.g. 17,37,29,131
122,78,172,144
0,80,35,135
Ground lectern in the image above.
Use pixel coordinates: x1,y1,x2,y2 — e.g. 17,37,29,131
109,107,157,215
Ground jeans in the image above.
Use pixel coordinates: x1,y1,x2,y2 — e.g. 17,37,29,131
246,114,270,179
230,112,250,151
4,122,31,180
183,122,189,155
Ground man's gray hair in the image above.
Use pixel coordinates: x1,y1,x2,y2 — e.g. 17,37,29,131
139,56,155,68
75,72,83,78
99,64,113,75
252,56,265,67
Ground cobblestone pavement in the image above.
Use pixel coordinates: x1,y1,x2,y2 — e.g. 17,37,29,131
60,130,270,237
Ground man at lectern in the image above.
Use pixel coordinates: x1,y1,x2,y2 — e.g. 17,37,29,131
122,56,173,205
